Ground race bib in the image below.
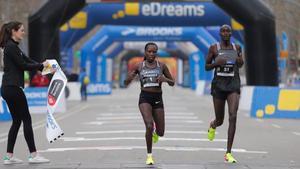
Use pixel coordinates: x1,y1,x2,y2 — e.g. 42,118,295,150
216,64,234,77
142,77,159,88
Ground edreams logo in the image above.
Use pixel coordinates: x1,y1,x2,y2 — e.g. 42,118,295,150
142,3,205,17
112,2,205,19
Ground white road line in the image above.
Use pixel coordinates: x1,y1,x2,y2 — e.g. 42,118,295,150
0,104,89,143
0,138,7,143
61,137,226,142
96,116,198,120
105,107,190,112
0,132,8,138
271,124,282,129
107,108,138,112
76,130,212,135
98,112,196,116
84,120,203,125
255,119,264,123
184,120,203,123
89,124,205,129
243,113,250,118
292,132,300,136
39,146,267,154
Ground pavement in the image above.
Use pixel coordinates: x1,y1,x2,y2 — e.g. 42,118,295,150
0,83,299,169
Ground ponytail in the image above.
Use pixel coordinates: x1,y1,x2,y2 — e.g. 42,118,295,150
0,21,22,48
0,23,9,48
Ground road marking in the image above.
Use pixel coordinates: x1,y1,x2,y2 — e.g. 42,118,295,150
39,146,267,154
76,130,213,135
98,112,196,116
243,113,250,117
255,119,264,123
96,116,198,120
271,124,282,129
0,104,88,143
84,120,203,125
292,132,300,136
61,137,226,142
84,124,205,129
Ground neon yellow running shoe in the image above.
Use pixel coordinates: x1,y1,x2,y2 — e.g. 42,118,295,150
146,155,154,165
224,153,237,163
207,127,215,141
152,132,159,143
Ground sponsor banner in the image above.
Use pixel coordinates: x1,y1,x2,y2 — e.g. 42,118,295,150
25,87,50,113
46,111,64,143
0,98,11,121
87,82,112,95
251,87,300,119
66,82,112,100
43,60,67,143
60,2,231,55
77,2,230,26
0,87,66,121
108,26,196,41
24,88,65,114
81,26,217,84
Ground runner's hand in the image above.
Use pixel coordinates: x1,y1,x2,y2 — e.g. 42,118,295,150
157,75,167,83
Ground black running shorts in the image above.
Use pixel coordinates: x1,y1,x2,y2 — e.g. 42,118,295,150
138,90,164,109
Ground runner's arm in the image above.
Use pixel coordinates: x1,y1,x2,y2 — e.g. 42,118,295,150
236,45,244,68
124,63,139,87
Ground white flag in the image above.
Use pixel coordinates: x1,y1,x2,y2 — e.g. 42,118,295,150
43,59,67,143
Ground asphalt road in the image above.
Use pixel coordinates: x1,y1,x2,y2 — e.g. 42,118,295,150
0,83,299,169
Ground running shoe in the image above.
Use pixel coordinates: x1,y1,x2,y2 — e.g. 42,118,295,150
152,132,159,143
146,155,154,165
207,127,216,141
28,154,50,164
224,153,237,163
152,122,159,143
3,155,23,165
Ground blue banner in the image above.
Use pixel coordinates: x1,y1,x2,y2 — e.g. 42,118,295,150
88,2,230,26
1,87,48,121
87,82,112,95
0,99,11,121
25,87,48,107
60,2,231,49
81,26,218,83
251,87,300,119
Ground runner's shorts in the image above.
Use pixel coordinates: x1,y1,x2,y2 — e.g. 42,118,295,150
139,90,164,109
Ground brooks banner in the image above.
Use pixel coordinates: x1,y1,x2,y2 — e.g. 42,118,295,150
42,59,67,143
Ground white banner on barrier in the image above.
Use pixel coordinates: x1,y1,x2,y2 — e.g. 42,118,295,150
240,86,255,111
24,87,66,114
43,60,67,143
